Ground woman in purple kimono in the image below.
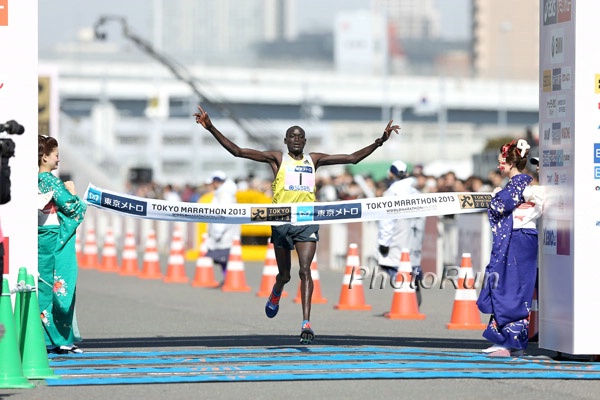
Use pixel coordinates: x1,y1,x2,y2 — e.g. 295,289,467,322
477,139,543,357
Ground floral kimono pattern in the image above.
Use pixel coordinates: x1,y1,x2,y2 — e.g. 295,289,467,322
38,172,87,347
477,173,538,350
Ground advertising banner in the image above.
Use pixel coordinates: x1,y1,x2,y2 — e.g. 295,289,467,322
84,183,491,225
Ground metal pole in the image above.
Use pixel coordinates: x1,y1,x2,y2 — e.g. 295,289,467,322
498,21,511,132
438,74,447,161
151,0,163,182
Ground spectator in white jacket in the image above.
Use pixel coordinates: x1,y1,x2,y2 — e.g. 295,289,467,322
205,171,240,285
376,160,426,305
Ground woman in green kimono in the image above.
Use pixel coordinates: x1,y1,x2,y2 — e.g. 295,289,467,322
38,135,87,354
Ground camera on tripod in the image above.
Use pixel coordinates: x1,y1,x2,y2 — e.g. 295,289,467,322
0,120,25,159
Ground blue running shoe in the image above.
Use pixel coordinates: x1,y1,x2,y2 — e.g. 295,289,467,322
300,320,314,344
265,287,281,318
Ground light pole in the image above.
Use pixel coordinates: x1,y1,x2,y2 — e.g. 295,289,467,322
152,0,163,183
438,73,447,161
380,7,390,123
498,21,512,132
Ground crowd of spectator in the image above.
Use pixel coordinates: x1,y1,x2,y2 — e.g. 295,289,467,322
126,164,538,203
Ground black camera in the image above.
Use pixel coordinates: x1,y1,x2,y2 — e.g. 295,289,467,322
0,120,25,158
0,120,24,204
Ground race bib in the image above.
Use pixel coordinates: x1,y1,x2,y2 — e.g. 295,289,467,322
284,165,314,192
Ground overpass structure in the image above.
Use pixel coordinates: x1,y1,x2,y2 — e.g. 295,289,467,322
40,60,539,188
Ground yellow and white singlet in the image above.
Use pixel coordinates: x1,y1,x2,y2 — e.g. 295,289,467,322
272,153,316,204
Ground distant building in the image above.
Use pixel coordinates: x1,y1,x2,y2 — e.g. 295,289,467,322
334,10,388,75
372,0,442,39
160,0,268,65
472,0,540,81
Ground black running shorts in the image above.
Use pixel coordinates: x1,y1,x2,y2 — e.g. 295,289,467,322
271,224,319,250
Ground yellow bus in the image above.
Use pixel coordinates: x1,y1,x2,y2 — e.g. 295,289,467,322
189,188,272,262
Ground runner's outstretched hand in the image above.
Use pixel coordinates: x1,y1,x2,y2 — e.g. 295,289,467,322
375,120,401,147
193,106,213,130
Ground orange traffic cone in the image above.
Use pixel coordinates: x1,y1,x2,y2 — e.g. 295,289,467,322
334,243,371,310
385,248,425,320
75,229,83,266
163,226,189,284
80,226,99,269
191,233,220,288
528,287,539,341
256,242,287,297
98,226,119,272
221,236,251,292
294,252,327,304
120,228,140,276
446,253,486,329
139,229,163,280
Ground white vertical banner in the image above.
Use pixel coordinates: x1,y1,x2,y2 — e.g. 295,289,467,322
0,1,38,286
539,0,600,354
571,0,600,354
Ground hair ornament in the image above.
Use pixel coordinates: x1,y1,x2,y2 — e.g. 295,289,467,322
516,139,530,158
501,139,516,159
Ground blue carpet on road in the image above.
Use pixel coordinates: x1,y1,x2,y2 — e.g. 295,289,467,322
46,347,600,385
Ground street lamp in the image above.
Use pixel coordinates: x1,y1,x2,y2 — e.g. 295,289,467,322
498,21,512,132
